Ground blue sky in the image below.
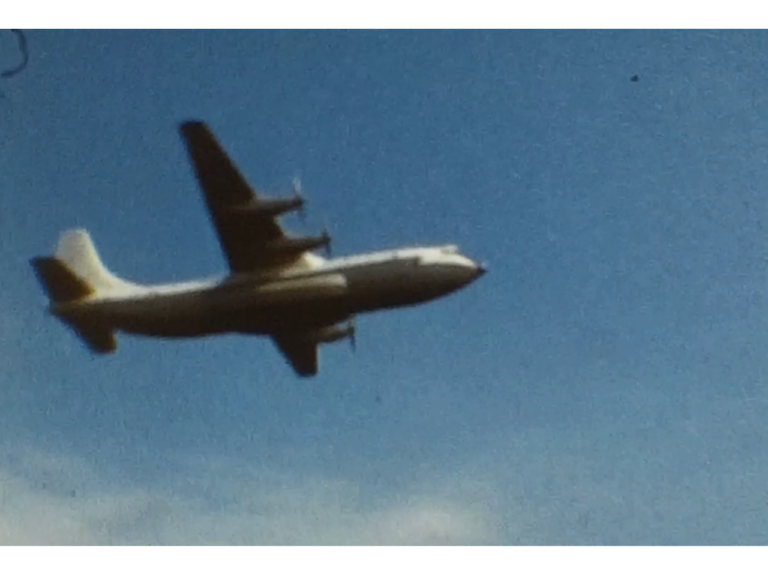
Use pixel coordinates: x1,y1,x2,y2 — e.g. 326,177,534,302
3,29,768,544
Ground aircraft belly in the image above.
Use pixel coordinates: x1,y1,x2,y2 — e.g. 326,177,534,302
231,301,351,335
102,274,352,337
102,292,222,337
89,267,454,339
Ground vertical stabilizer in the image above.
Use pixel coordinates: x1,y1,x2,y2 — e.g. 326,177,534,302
29,257,95,303
54,229,136,294
30,230,122,354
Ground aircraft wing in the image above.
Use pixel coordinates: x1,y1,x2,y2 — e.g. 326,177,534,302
179,121,289,273
272,336,319,378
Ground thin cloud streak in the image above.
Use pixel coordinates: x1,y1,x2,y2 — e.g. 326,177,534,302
0,448,502,545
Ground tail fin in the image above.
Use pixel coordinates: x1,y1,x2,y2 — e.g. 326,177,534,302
29,254,118,354
30,229,128,355
53,229,136,294
30,256,95,303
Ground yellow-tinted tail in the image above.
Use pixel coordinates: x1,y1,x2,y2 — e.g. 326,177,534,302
31,228,135,302
51,229,136,294
30,229,126,354
29,256,95,303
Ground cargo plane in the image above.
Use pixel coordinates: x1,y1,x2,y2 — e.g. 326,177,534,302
30,121,486,377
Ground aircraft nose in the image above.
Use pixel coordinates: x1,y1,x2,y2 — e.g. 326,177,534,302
475,262,487,278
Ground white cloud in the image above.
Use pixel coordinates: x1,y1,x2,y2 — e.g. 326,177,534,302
3,387,768,546
0,476,151,545
4,333,768,546
0,449,502,545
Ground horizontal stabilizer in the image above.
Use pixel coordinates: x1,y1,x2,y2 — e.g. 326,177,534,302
30,257,94,303
273,336,319,377
68,322,117,354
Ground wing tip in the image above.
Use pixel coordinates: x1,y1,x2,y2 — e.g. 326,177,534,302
296,367,319,378
179,119,208,135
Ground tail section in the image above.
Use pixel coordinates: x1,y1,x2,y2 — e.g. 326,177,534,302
30,257,95,303
30,229,130,355
53,229,136,294
66,323,117,354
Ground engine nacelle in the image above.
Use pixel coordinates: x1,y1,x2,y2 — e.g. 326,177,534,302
227,196,305,219
266,231,331,258
310,320,356,346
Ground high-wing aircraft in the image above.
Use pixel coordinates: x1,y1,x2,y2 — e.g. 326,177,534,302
30,121,486,377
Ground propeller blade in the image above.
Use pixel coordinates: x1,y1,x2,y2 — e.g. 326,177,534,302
323,230,332,258
349,319,357,352
291,176,307,221
297,200,306,222
320,212,334,258
319,224,332,258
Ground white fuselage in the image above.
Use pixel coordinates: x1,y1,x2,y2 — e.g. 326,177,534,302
52,245,485,339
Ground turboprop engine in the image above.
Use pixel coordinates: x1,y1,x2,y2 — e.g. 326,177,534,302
265,230,332,258
226,177,306,219
308,319,356,351
227,196,305,219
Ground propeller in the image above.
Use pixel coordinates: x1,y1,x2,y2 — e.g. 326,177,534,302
290,174,334,258
316,210,333,258
348,318,357,352
290,175,307,221
320,226,332,258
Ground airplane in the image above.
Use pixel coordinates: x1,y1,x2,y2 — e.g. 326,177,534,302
30,121,486,377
